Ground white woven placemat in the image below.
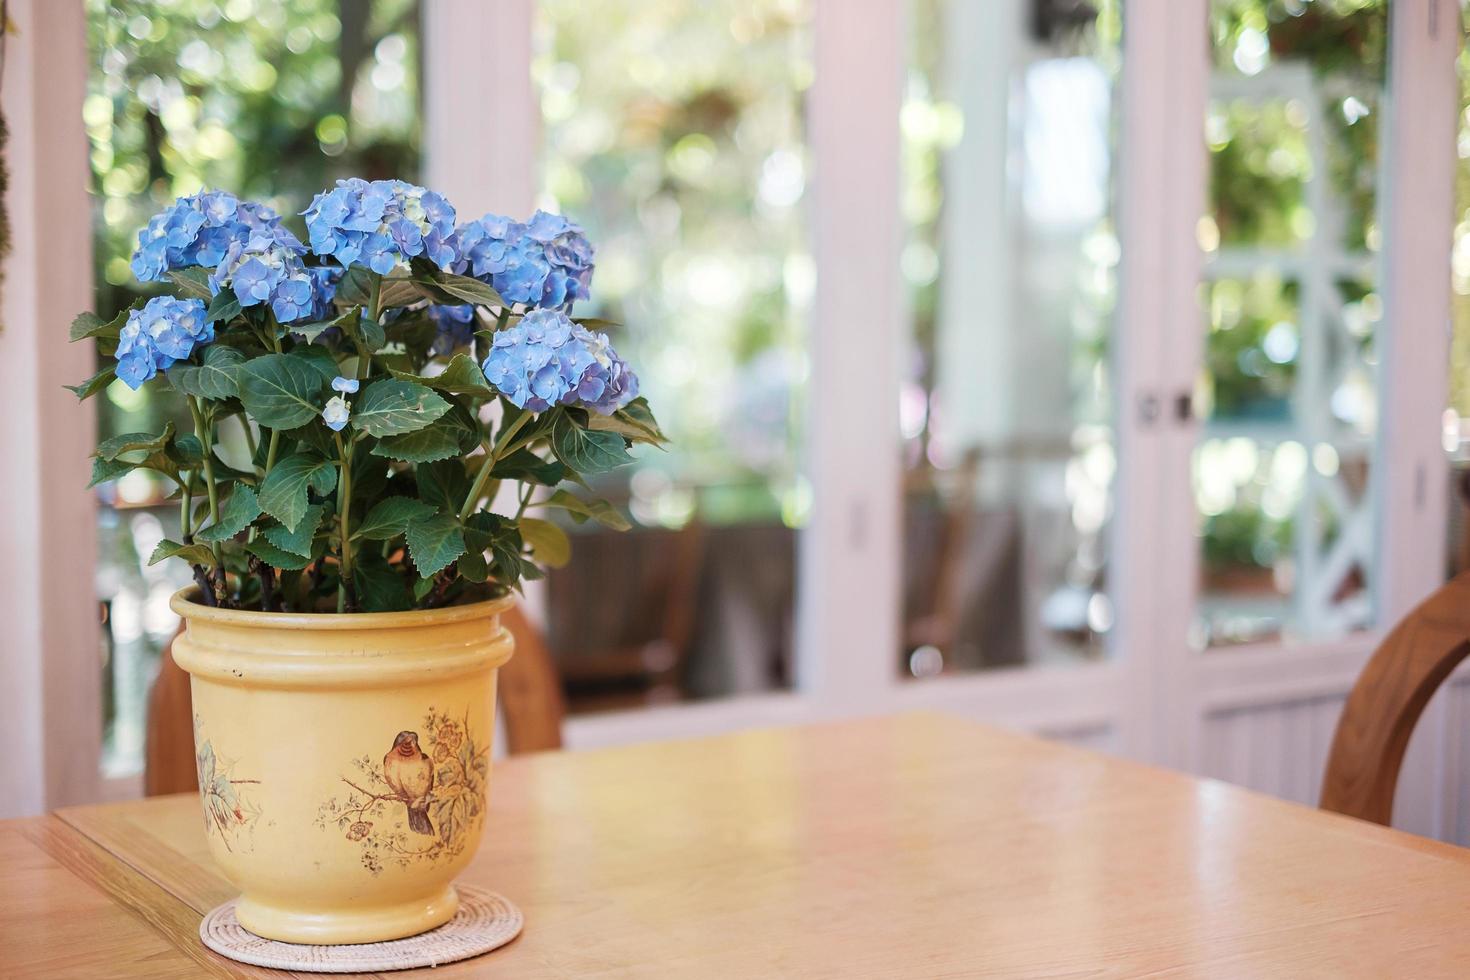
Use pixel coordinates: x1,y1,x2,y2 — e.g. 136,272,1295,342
199,885,523,973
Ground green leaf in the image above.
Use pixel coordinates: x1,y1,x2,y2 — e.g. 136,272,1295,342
71,297,144,346
378,275,422,309
245,538,312,571
518,517,571,568
353,496,436,541
287,344,341,382
416,459,472,515
148,538,217,569
351,379,449,437
588,397,667,445
371,401,477,463
291,306,361,344
96,423,175,461
405,513,466,578
66,366,118,401
348,315,387,358
88,455,134,488
258,452,336,532
195,485,262,543
456,548,489,583
237,354,327,429
570,316,622,331
490,448,566,486
551,412,632,474
390,354,495,399
354,551,412,611
167,345,246,401
262,502,325,556
537,489,632,531
431,271,505,308
205,289,242,323
166,268,214,301
371,423,463,463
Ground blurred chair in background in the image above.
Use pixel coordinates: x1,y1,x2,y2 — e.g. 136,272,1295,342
1321,573,1470,826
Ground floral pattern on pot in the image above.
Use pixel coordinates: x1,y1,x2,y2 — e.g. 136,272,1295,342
194,714,263,852
315,707,489,876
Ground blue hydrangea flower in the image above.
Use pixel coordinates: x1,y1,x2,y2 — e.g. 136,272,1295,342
331,376,359,394
209,238,321,323
481,308,637,414
114,296,213,389
130,190,301,283
322,395,351,431
305,265,344,321
451,210,594,312
427,304,477,356
302,178,457,274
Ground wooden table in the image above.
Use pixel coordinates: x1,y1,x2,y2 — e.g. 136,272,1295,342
5,713,1470,977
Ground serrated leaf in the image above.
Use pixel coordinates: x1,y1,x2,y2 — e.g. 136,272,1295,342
490,448,566,486
536,489,632,531
351,379,449,437
390,354,495,399
237,354,327,429
66,365,118,401
195,484,262,543
88,455,134,488
245,538,312,571
456,548,489,583
205,289,242,323
588,397,667,445
416,459,472,515
287,343,341,382
570,316,622,331
353,496,435,541
96,423,176,461
354,551,412,611
431,271,506,308
405,513,466,578
258,452,336,532
148,538,217,569
550,412,631,475
371,402,477,463
167,345,246,401
167,267,214,301
370,423,463,463
518,517,571,568
262,502,325,556
291,305,361,343
378,275,422,309
72,297,147,346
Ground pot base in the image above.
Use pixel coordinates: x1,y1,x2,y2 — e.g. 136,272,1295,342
236,884,460,945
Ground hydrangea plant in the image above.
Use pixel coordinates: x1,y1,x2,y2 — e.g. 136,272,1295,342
70,181,664,613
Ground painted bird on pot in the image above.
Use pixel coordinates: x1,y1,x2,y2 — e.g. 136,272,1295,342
383,731,436,836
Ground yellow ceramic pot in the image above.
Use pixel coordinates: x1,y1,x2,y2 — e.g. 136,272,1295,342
169,588,514,945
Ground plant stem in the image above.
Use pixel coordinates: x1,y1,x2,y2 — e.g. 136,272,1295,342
458,412,531,522
188,397,225,575
335,431,355,612
239,415,259,473
359,273,382,382
514,484,534,520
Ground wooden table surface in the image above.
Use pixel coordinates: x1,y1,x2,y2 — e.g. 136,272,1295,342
5,712,1470,978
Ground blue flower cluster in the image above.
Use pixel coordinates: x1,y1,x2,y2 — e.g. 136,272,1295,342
131,190,299,283
114,296,213,389
209,238,324,323
453,210,594,311
482,309,637,415
303,178,457,274
427,304,477,356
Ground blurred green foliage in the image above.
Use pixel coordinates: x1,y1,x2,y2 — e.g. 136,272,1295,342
86,0,421,451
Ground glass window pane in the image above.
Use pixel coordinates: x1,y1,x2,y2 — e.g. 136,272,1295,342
1195,0,1386,648
900,0,1121,677
535,0,810,711
86,0,423,775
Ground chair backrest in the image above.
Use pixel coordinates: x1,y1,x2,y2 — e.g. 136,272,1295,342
144,600,564,795
1320,573,1470,825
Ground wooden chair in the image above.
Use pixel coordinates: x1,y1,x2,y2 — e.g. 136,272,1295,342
1320,573,1470,825
143,602,566,796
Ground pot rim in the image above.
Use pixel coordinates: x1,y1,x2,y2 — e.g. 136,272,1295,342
169,586,514,631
